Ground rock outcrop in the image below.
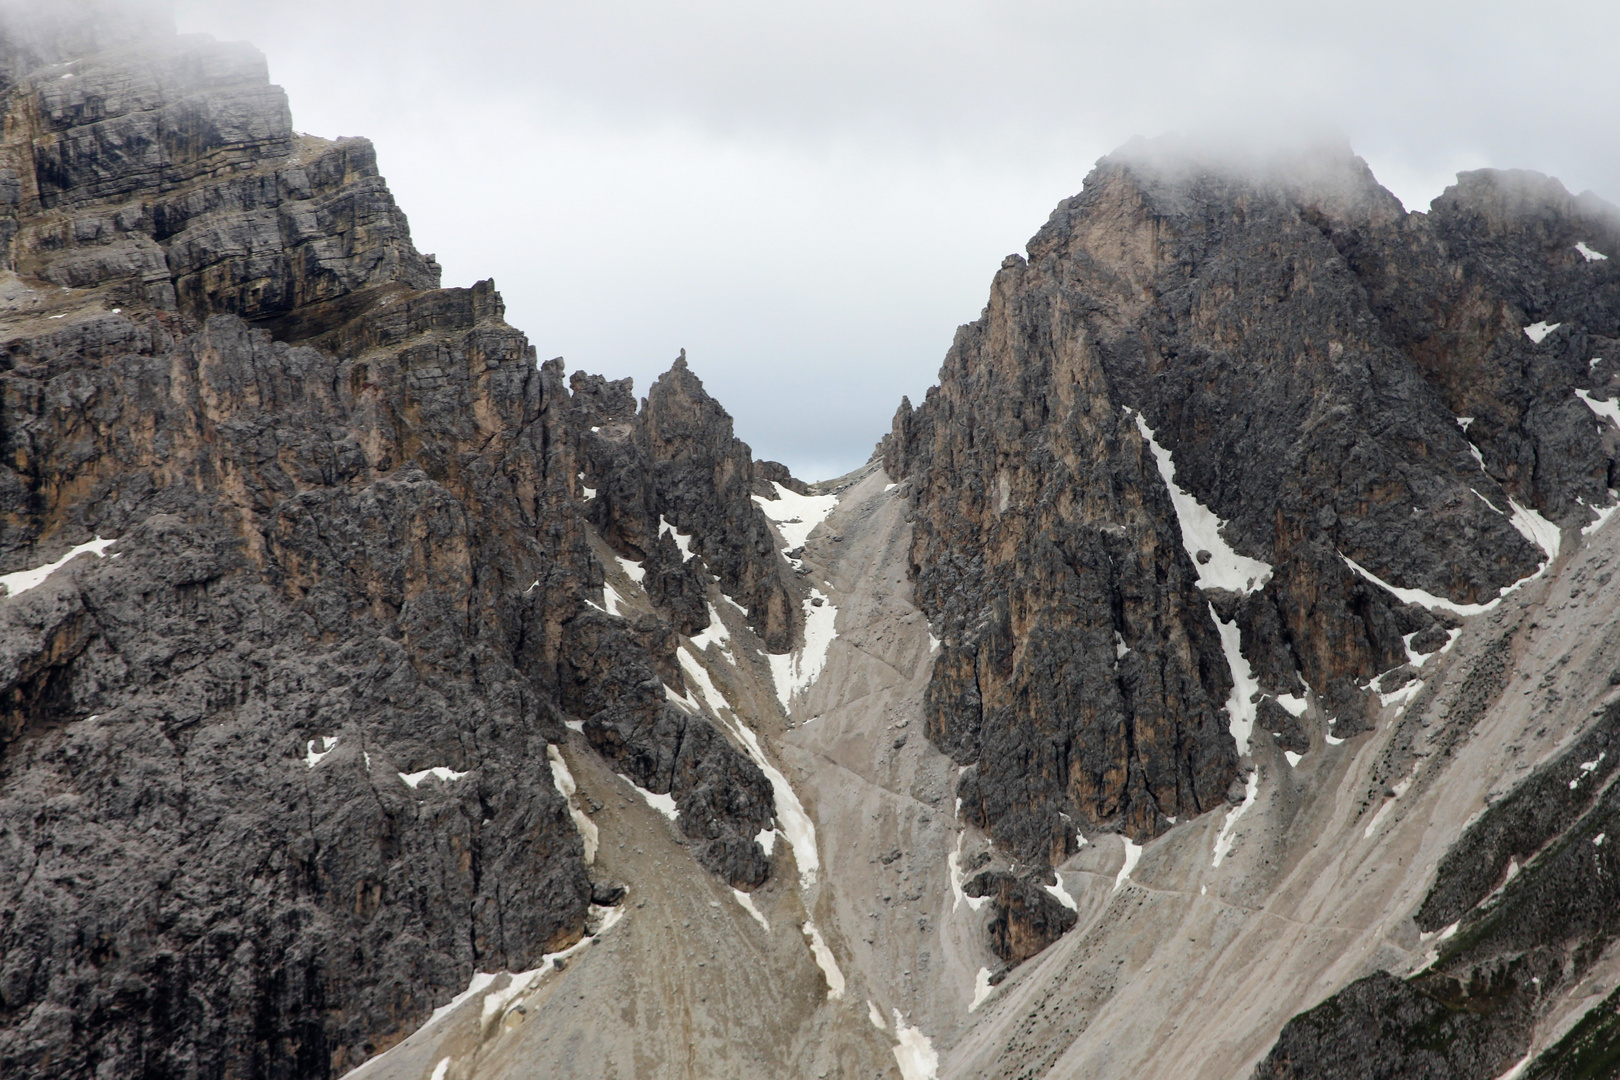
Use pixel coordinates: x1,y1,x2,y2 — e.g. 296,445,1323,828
11,6,1620,1080
0,11,789,1077
884,138,1620,962
1258,697,1620,1080
570,357,798,651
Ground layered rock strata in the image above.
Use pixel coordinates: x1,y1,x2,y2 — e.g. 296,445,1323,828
0,14,794,1078
884,139,1620,962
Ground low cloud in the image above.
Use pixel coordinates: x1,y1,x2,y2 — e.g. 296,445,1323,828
167,0,1620,477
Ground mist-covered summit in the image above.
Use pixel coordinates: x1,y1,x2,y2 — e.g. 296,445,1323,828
4,7,1620,1080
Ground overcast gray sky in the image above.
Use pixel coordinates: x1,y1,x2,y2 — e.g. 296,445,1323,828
172,0,1620,481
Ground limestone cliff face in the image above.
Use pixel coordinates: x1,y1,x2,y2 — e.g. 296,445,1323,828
0,14,789,1078
11,8,1620,1080
571,359,798,652
885,140,1620,959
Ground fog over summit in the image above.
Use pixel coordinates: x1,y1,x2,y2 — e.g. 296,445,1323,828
167,0,1620,480
6,4,1620,1078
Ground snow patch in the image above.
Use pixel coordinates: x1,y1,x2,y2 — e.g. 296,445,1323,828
658,516,695,561
580,486,596,500
476,904,627,1030
1044,871,1078,910
1596,833,1607,847
1212,770,1259,868
600,580,633,617
1114,837,1143,891
1507,498,1561,563
1285,751,1304,767
430,1058,450,1080
756,827,778,855
678,648,730,717
621,775,678,822
802,921,845,1000
948,832,988,912
547,745,597,864
869,999,888,1029
664,681,701,711
613,556,645,585
1524,321,1561,343
399,766,468,789
1473,487,1504,515
1493,1051,1534,1080
1,536,118,598
768,587,837,707
688,603,733,658
753,482,839,551
695,663,821,888
1399,628,1438,670
1135,413,1272,594
305,736,337,768
425,972,497,1029
1341,553,1503,618
410,902,626,1043
1363,776,1414,838
1583,492,1620,536
1576,388,1620,428
891,1012,939,1080
969,967,995,1012
1571,752,1605,790
1212,604,1259,755
1275,693,1308,717
1378,678,1424,710
1576,241,1610,261
732,888,770,931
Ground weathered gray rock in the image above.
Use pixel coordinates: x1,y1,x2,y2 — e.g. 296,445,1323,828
884,137,1620,980
573,356,800,651
1255,971,1529,1080
884,134,1619,891
964,869,1078,964
0,16,780,1078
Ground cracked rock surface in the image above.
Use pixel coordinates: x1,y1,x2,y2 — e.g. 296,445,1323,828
0,10,785,1076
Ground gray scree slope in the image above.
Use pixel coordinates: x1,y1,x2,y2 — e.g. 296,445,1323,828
6,5,1620,1080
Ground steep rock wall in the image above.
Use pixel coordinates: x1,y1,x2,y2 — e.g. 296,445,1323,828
884,139,1620,963
0,15,791,1078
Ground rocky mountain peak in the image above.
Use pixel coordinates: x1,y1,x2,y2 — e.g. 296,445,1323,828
0,15,808,1075
7,7,1620,1080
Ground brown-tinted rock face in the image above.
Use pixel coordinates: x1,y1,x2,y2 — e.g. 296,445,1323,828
0,14,777,1079
965,870,1079,965
571,356,799,652
885,139,1619,900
